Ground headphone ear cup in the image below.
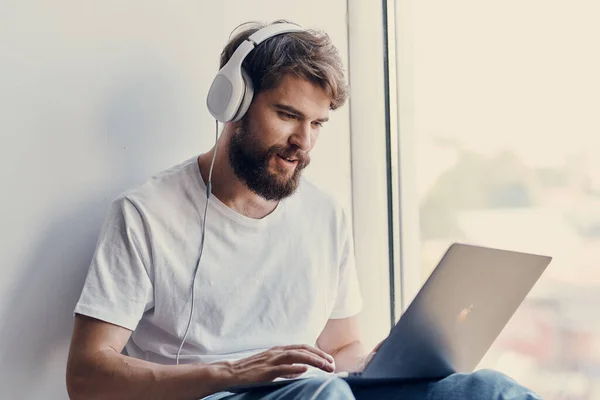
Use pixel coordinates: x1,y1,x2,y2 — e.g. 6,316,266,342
232,68,254,122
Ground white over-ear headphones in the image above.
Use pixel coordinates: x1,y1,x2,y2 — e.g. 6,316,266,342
206,22,305,123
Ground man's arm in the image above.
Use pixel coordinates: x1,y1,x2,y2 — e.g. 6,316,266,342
316,315,369,373
66,314,231,400
67,314,336,400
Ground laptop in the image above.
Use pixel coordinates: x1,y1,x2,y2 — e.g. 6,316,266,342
227,243,552,392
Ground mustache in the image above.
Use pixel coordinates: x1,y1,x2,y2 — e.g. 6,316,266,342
270,146,310,164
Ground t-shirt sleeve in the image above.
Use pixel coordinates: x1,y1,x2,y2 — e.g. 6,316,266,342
73,196,154,331
329,209,363,319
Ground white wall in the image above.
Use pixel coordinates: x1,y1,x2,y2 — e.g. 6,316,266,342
0,1,355,398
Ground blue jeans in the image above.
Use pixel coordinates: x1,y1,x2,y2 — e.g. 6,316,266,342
205,369,542,400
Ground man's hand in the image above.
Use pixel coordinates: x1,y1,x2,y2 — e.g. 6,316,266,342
215,344,335,387
358,339,385,371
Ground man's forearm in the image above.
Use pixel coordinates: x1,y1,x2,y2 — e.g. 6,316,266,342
67,349,232,400
330,341,368,373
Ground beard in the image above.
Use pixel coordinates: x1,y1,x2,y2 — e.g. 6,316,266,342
228,117,310,201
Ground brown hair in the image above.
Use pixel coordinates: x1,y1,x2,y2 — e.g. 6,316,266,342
220,20,348,110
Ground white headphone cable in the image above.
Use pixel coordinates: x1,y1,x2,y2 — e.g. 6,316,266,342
176,119,219,365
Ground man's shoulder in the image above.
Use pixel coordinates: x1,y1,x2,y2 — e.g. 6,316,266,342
116,156,200,210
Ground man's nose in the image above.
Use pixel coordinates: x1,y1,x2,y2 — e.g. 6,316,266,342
288,123,312,151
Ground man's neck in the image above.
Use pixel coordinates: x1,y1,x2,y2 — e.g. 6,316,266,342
197,144,278,220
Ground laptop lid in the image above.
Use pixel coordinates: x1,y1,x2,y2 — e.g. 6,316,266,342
362,243,552,379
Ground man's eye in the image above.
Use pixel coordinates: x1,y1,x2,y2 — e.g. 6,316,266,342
312,121,323,128
279,112,295,119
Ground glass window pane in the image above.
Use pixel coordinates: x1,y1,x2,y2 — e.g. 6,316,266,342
397,1,600,397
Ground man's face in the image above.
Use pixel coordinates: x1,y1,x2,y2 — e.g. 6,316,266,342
228,74,331,201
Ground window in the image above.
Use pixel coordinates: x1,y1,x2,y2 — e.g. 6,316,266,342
389,1,600,397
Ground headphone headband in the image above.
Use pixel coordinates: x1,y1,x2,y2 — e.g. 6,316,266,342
206,22,305,122
248,23,304,45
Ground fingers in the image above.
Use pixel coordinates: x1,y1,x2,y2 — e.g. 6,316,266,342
272,349,335,372
233,345,332,370
228,344,337,386
278,344,335,363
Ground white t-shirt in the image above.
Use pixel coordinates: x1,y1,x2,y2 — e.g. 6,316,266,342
74,156,362,367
